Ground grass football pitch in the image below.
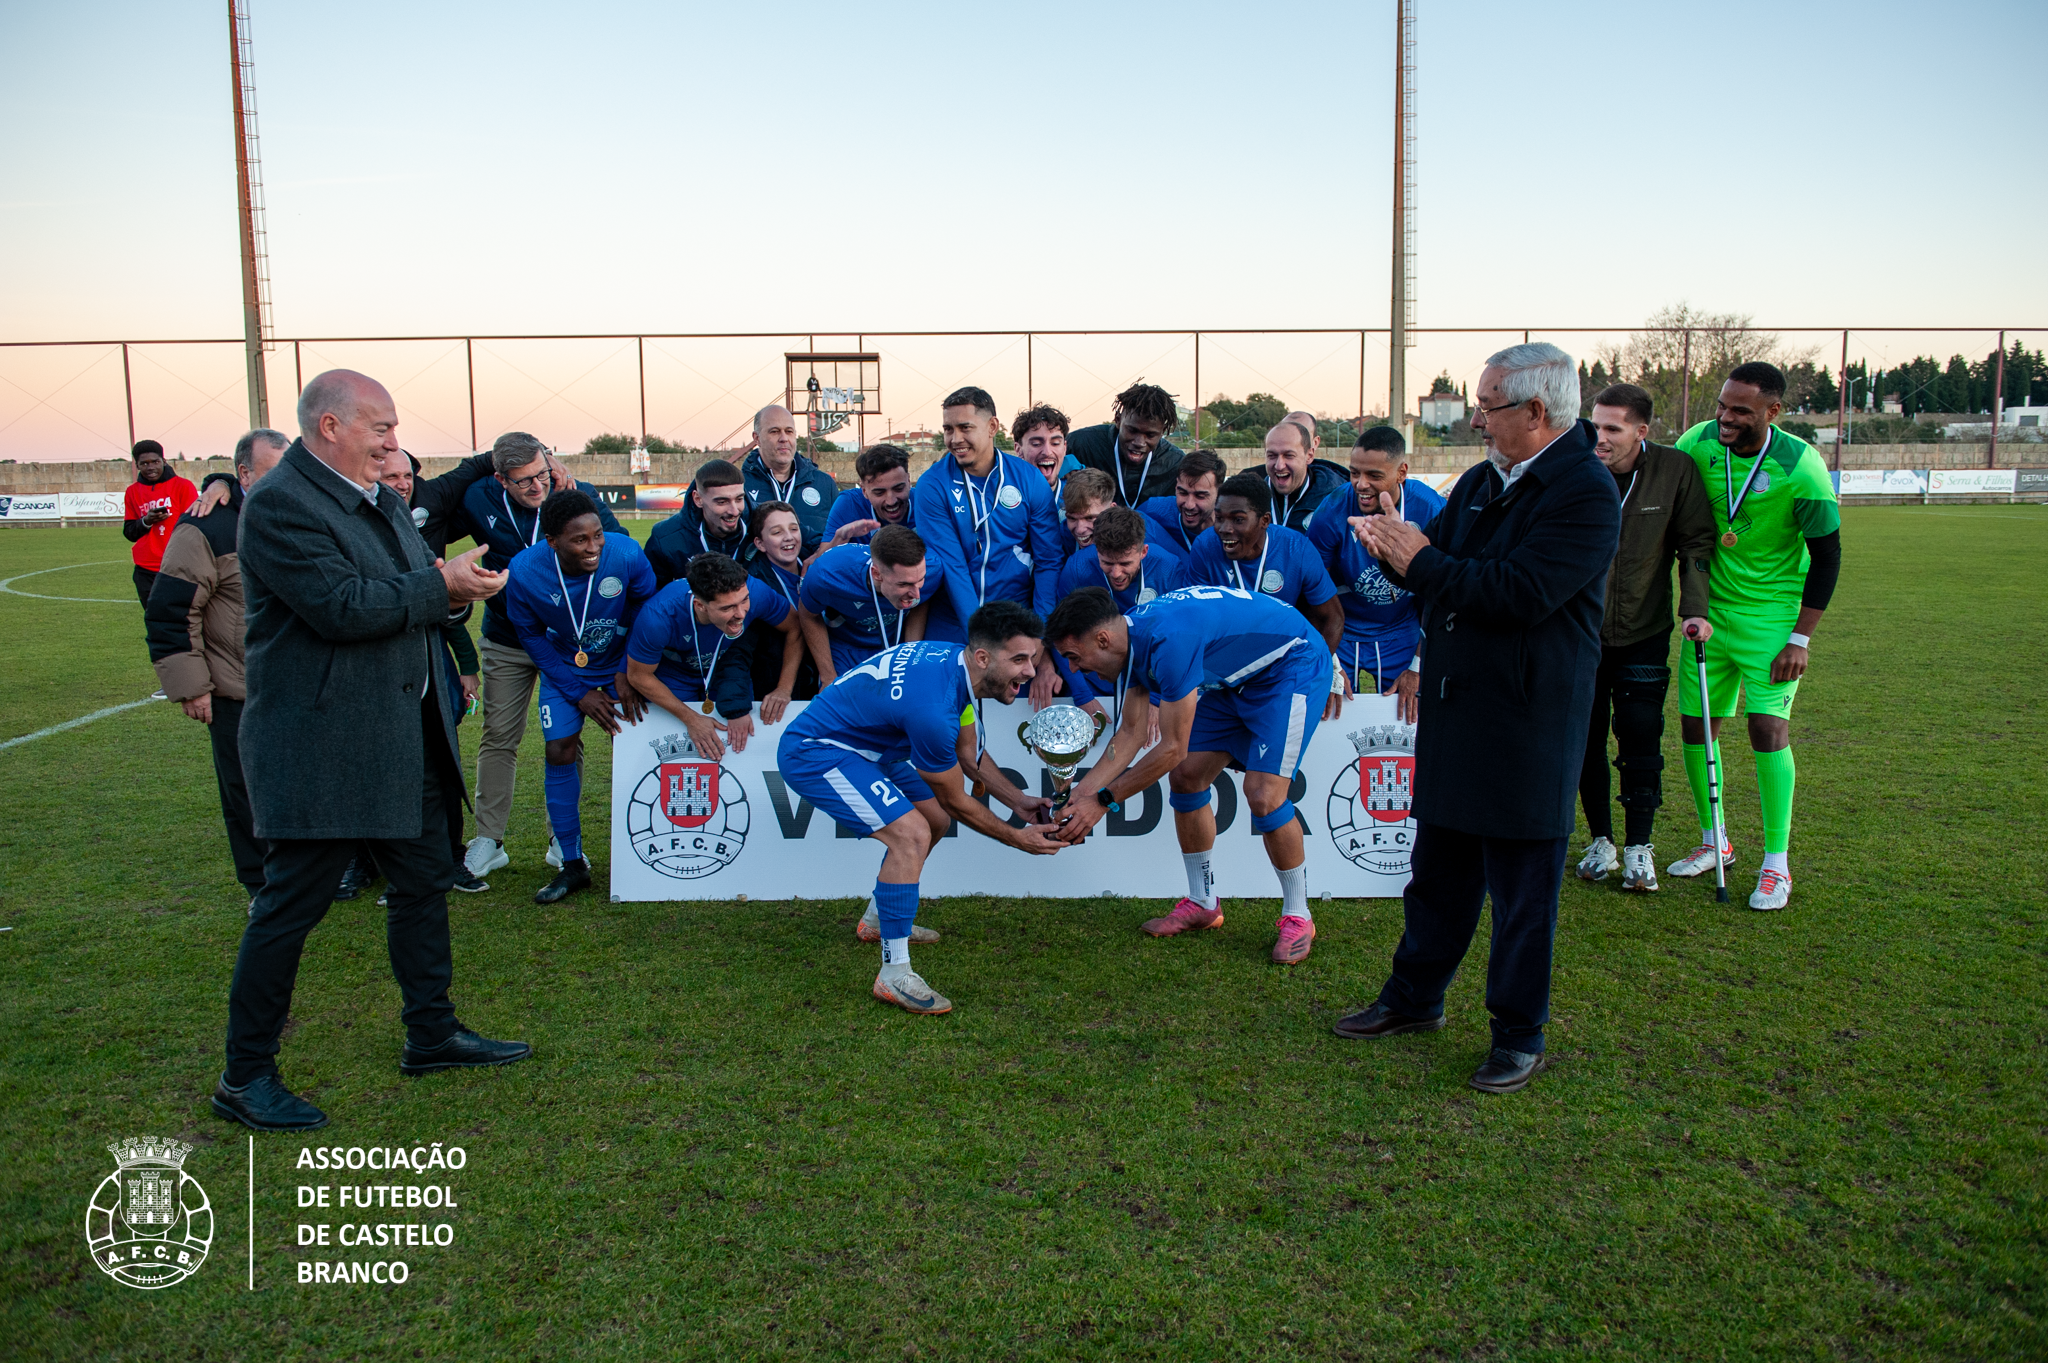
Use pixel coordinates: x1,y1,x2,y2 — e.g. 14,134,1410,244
0,506,2042,1361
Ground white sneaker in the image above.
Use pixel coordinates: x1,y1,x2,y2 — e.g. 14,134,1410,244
1749,867,1791,912
1575,836,1620,881
546,836,563,870
1620,844,1659,892
872,969,952,1015
1667,839,1735,878
464,836,509,878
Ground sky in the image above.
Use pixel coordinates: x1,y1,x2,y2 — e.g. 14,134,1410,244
3,0,2044,460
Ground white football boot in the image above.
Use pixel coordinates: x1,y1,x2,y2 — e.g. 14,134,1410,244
1668,838,1735,878
1749,868,1792,912
872,970,952,1015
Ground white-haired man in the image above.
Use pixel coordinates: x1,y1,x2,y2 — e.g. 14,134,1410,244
1333,343,1620,1097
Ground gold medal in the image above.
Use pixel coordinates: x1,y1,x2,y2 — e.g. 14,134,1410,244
574,649,589,668
701,700,716,715
1720,531,1738,549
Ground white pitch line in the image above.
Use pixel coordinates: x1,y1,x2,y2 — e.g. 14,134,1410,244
0,560,134,603
0,696,159,751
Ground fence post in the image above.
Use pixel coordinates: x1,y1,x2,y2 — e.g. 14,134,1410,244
1988,330,2005,470
637,336,647,447
1026,333,1033,407
1833,330,1848,470
121,343,135,449
466,338,478,454
1679,330,1692,433
1192,332,1200,448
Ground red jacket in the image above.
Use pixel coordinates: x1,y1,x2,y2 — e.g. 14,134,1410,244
124,477,198,571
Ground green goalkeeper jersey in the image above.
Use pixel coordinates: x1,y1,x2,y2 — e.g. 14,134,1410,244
1675,421,1839,616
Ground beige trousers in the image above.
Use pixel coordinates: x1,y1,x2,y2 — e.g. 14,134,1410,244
474,636,542,843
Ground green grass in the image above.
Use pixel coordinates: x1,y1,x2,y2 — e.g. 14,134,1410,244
1,509,2043,1360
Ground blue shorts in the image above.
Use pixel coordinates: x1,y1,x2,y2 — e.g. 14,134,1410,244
779,740,935,834
537,678,615,741
1186,650,1326,779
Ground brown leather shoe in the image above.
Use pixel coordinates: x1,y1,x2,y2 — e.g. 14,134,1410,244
1331,1001,1446,1040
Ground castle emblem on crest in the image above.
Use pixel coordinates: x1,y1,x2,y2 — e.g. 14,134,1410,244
85,1137,213,1289
1326,722,1418,877
626,729,750,880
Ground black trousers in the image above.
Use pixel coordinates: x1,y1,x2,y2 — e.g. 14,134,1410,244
1376,821,1567,1054
223,709,463,1085
132,565,157,609
207,697,266,894
1577,633,1672,846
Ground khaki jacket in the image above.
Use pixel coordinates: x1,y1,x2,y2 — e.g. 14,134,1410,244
1602,441,1715,647
144,482,246,700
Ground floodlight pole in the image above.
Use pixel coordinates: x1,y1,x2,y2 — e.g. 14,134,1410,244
1988,330,2005,470
1832,329,1848,470
1389,0,1415,442
228,0,270,429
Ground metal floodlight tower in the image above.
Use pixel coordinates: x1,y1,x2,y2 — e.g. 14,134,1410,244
229,0,273,428
1389,0,1416,435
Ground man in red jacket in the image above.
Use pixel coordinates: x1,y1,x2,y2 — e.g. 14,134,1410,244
124,439,199,606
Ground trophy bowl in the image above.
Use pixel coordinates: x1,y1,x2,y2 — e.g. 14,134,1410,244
1018,706,1110,811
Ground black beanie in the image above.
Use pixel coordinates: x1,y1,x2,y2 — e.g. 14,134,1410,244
131,439,164,460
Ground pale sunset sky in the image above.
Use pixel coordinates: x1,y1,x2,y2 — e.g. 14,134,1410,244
3,0,2042,460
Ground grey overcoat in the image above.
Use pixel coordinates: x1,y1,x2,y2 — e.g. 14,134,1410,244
238,439,461,841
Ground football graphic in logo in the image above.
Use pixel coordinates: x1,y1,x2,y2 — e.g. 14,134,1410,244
85,1137,212,1289
627,732,749,879
1326,723,1416,876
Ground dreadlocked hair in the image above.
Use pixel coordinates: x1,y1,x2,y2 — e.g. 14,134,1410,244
1111,380,1178,430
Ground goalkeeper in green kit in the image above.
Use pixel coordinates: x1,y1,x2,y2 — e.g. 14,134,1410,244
1669,362,1841,911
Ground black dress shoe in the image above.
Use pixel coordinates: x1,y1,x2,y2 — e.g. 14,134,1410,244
1469,1047,1547,1094
1332,1001,1447,1040
533,858,591,905
333,857,375,902
400,1028,533,1075
212,1073,329,1131
451,873,489,893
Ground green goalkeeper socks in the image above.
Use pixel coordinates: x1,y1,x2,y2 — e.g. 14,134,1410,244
1754,746,1796,855
1682,741,1719,834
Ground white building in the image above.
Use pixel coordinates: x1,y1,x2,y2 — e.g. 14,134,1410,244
1418,392,1466,427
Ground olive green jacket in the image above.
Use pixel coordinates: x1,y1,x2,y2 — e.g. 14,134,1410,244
1602,441,1715,647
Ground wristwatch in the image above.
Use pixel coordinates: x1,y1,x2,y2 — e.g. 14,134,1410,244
1094,788,1122,813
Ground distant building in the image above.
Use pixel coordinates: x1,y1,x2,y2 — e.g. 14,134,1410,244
1418,391,1466,427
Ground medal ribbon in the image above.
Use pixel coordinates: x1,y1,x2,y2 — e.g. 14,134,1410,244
1112,437,1154,509
553,553,597,668
868,560,904,650
502,490,541,549
1230,536,1272,597
1722,428,1772,534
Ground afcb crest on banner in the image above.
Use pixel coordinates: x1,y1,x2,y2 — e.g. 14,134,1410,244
626,732,749,880
1326,723,1417,876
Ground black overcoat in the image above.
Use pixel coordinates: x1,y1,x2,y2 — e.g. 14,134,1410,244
238,440,461,841
1396,419,1621,840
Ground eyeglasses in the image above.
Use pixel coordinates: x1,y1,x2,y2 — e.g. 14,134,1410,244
1473,397,1530,417
505,469,552,492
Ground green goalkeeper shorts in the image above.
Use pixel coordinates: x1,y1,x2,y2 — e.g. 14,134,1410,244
1678,611,1801,720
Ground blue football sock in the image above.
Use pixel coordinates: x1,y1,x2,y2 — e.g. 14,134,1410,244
545,761,583,863
873,879,920,941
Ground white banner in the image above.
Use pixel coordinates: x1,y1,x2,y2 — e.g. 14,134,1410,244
0,494,62,520
1838,469,1926,495
609,695,1417,901
59,491,123,517
1927,468,2015,494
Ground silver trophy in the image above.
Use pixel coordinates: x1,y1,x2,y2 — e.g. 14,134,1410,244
1018,706,1110,812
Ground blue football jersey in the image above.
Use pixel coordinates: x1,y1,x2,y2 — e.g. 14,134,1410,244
1123,586,1319,703
799,543,941,674
1137,495,1206,556
1054,540,1188,613
820,486,916,546
1305,478,1445,676
1185,523,1337,612
910,451,1063,643
627,577,790,702
783,641,975,774
504,533,658,698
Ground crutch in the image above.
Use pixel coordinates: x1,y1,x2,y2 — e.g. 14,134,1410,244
1690,631,1729,903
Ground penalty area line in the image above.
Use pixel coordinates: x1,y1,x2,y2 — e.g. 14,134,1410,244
1,696,159,752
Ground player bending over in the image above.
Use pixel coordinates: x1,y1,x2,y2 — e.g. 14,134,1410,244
504,489,657,904
1046,585,1339,964
776,602,1065,1014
